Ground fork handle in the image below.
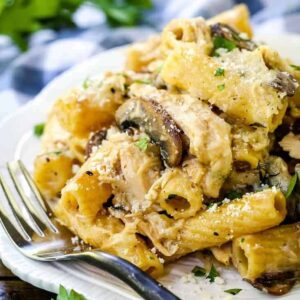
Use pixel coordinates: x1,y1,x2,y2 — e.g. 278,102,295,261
77,251,181,300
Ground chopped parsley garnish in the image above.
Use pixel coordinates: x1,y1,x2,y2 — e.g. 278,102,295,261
57,285,85,300
192,266,206,277
82,78,90,89
290,64,300,71
207,264,220,283
45,150,62,156
135,136,150,151
241,238,245,243
212,36,236,57
224,288,242,295
34,123,45,137
217,84,225,91
133,79,152,84
285,173,298,198
155,63,164,73
226,190,243,200
214,68,225,76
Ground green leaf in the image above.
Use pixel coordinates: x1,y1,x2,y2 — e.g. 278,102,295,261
226,190,242,200
91,0,153,27
69,289,85,300
127,0,153,9
82,77,90,89
135,135,150,151
224,288,242,295
207,264,219,283
212,36,236,57
291,64,300,71
240,238,245,243
214,67,225,76
192,266,206,277
57,285,69,300
34,123,45,137
217,84,225,91
56,285,85,300
285,174,298,198
0,0,84,50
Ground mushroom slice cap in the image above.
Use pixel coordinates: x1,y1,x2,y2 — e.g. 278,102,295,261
270,72,299,97
210,22,256,51
85,130,107,159
115,98,183,167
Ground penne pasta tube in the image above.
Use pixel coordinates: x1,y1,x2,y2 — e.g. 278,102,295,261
177,189,286,255
210,243,232,266
232,222,300,295
140,189,286,257
146,168,203,219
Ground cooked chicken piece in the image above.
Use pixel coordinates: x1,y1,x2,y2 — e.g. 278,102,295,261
279,133,300,159
129,84,232,197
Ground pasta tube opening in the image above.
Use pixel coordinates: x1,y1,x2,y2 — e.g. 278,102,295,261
233,242,249,276
165,195,190,211
154,169,203,219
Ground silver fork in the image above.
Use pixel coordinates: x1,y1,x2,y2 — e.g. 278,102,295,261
0,160,180,300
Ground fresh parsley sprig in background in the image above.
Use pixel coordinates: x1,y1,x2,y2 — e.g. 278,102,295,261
0,0,153,51
56,285,86,300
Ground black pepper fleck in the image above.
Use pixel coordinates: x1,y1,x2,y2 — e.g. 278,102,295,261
86,171,94,176
213,232,219,236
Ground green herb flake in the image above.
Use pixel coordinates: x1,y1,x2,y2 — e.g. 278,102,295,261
212,36,236,57
155,63,164,73
224,288,242,295
133,79,152,85
226,190,242,200
207,264,220,283
56,284,86,300
241,238,245,243
82,78,90,89
285,173,298,198
34,123,45,137
192,266,206,277
135,136,150,151
214,68,225,76
217,84,225,91
290,64,300,71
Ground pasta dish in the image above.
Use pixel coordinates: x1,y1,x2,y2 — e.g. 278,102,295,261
33,4,300,296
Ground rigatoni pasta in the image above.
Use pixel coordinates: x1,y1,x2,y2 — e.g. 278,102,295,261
33,4,300,295
232,223,300,294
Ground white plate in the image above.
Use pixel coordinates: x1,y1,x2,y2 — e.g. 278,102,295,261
0,34,300,300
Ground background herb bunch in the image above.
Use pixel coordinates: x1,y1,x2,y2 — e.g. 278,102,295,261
0,0,153,51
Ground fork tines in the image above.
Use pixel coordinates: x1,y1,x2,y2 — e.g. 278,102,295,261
0,160,58,244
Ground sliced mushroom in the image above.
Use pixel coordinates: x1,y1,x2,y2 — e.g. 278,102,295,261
210,23,256,51
115,98,183,167
85,130,107,158
232,160,251,172
250,271,297,295
264,156,291,193
270,72,299,97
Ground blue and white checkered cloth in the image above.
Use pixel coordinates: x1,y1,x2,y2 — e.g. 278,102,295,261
1,0,300,120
